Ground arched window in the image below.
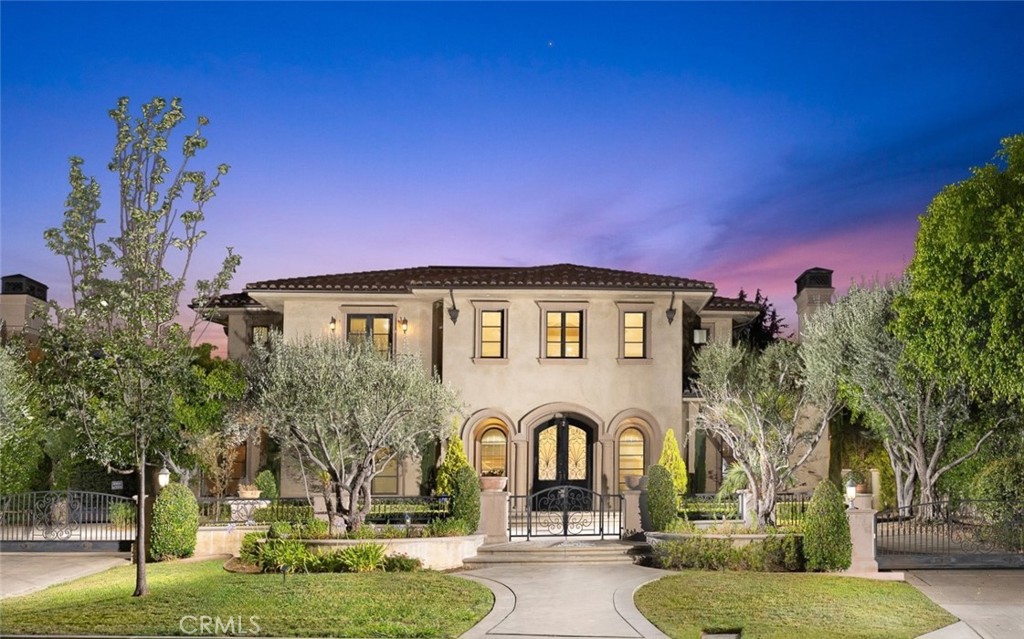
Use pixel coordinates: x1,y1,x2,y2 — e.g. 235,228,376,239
480,428,507,476
618,427,645,491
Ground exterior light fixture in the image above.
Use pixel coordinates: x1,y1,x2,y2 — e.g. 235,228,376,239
399,317,409,334
845,477,857,509
665,291,677,324
692,329,709,345
329,316,337,333
447,289,460,325
157,466,171,488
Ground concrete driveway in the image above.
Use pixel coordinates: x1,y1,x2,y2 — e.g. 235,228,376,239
909,570,1024,639
0,552,130,599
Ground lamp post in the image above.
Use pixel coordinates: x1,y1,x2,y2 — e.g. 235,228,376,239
845,477,857,509
157,466,171,489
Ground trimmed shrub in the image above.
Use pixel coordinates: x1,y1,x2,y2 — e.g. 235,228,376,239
658,430,688,498
239,532,263,565
150,483,199,561
646,464,677,532
451,465,480,530
651,534,804,572
254,469,279,500
337,542,386,572
434,423,471,497
298,518,330,539
268,521,293,539
384,553,422,572
426,517,473,537
803,479,852,571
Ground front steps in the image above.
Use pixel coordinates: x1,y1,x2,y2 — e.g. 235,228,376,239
464,539,647,566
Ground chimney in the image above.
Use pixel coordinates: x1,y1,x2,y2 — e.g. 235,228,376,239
793,267,833,342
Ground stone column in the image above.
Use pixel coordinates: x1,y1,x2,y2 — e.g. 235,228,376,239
870,468,882,511
479,490,510,544
736,489,756,527
622,490,643,540
844,507,879,575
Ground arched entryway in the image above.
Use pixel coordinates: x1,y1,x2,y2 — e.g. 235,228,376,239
532,415,594,494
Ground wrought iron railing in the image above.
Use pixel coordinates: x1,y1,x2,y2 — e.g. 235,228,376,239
774,493,812,527
509,487,623,539
678,493,740,520
365,496,450,525
876,500,1024,561
198,497,315,525
0,491,137,542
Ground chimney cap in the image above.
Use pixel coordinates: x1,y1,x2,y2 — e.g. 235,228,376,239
795,268,833,295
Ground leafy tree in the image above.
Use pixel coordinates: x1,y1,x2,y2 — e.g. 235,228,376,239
694,340,841,529
657,430,688,499
0,344,45,493
895,134,1024,403
37,96,239,596
802,281,1013,515
734,288,787,349
249,333,460,534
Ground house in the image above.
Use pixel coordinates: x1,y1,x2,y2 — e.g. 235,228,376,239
0,274,48,346
208,263,834,499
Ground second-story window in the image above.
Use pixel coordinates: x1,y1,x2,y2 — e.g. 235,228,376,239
480,310,505,358
546,311,583,358
623,312,647,358
347,314,393,355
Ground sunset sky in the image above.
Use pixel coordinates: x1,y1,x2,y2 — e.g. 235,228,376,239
3,2,1023,350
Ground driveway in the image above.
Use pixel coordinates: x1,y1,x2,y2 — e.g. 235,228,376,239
909,570,1024,639
0,552,131,599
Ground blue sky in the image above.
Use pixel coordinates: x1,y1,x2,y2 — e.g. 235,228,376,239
3,2,1023,348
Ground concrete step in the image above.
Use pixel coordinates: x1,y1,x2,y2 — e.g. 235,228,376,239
464,540,647,566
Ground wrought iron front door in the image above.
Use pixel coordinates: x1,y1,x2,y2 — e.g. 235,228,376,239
532,417,592,497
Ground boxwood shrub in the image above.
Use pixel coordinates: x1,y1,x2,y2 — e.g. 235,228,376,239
803,479,852,571
150,483,199,561
646,464,676,531
451,465,480,531
651,534,804,572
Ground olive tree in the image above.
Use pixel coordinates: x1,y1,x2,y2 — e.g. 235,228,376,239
802,281,1012,515
38,97,239,596
694,340,841,528
249,333,460,533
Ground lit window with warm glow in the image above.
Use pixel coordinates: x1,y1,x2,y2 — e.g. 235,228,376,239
480,310,505,358
546,311,583,358
480,428,507,475
623,312,647,358
618,427,645,491
347,314,393,355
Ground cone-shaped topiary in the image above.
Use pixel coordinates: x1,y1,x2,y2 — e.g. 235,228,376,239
658,430,688,498
151,482,199,561
803,479,852,571
255,469,279,500
646,464,677,532
435,421,471,497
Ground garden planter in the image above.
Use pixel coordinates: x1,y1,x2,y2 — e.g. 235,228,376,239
624,475,647,490
238,489,262,500
479,476,508,492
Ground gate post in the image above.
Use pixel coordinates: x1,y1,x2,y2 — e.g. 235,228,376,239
844,507,881,576
623,490,643,540
480,490,510,544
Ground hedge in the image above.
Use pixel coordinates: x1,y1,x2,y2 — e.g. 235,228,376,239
151,483,199,561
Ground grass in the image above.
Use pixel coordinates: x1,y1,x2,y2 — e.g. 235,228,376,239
0,559,493,637
634,570,955,639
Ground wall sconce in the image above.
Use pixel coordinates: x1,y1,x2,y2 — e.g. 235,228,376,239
157,466,171,488
399,317,409,334
692,328,709,345
665,291,677,324
329,316,337,333
447,289,460,325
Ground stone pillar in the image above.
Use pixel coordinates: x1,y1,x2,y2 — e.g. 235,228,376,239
844,507,879,575
870,468,882,511
479,490,510,544
622,490,643,540
737,490,756,527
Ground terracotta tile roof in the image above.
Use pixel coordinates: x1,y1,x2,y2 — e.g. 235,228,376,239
245,264,715,293
204,292,263,308
704,295,760,312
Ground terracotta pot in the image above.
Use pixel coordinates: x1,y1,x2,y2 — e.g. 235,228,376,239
479,476,508,492
238,489,262,500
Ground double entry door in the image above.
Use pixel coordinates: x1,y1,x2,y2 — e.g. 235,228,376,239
532,417,592,494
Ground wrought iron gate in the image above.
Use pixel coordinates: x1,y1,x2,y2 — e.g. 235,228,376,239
509,486,622,539
876,500,1024,569
0,491,137,548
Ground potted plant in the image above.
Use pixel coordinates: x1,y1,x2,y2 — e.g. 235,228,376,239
624,474,646,490
237,483,262,500
479,469,508,492
845,470,868,494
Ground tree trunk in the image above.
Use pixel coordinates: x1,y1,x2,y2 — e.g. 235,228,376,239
132,449,148,597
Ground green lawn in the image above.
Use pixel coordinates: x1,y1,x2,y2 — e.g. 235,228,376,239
635,571,955,639
0,559,493,637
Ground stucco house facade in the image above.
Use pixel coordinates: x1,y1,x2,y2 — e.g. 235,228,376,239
210,263,833,499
